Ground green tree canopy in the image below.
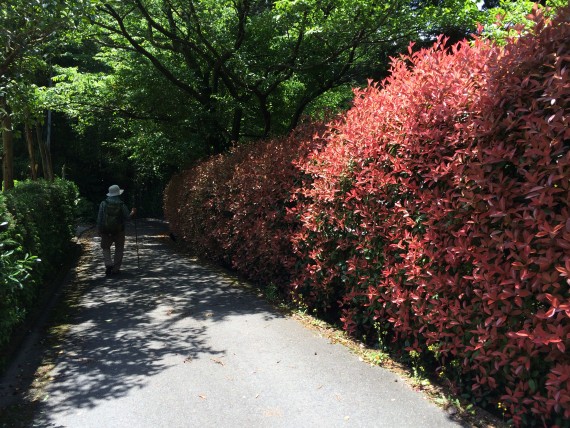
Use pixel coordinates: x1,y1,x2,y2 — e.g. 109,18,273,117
1,0,97,190
7,0,565,202
47,0,492,176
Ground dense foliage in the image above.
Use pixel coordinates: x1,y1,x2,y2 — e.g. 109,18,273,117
0,179,78,349
0,0,97,190
165,122,326,286
47,0,498,183
292,7,569,426
3,1,563,212
0,195,36,349
165,7,569,426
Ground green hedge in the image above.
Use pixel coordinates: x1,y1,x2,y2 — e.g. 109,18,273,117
0,179,78,348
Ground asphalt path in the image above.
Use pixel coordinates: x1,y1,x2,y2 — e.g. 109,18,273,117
11,220,463,427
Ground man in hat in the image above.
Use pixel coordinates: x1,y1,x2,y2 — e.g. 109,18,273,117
97,184,137,276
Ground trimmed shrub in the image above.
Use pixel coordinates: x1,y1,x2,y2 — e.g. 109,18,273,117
164,122,326,289
165,6,569,426
0,179,78,348
0,195,37,348
292,7,569,427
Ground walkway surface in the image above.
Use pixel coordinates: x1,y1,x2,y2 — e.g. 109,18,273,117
3,220,462,427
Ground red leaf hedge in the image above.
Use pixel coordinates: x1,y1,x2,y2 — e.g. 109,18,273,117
291,8,569,426
165,7,569,426
164,122,326,286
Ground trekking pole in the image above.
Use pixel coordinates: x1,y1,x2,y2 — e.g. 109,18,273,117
132,185,141,270
134,215,140,269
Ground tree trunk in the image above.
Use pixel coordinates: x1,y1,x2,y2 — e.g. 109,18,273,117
45,110,54,181
24,123,38,180
259,97,271,139
230,107,243,143
1,97,14,191
35,122,53,180
36,123,47,178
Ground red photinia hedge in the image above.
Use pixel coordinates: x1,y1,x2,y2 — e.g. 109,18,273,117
291,7,569,427
164,122,326,286
165,6,569,426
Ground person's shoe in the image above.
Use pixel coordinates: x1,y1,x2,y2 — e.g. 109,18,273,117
105,266,114,276
111,268,121,275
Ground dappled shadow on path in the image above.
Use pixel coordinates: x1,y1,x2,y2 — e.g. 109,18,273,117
34,220,282,426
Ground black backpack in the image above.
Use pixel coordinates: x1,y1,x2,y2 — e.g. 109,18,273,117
101,201,124,234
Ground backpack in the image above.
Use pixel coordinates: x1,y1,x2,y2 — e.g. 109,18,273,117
101,201,124,234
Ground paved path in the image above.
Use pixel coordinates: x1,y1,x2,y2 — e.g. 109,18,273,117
12,220,462,427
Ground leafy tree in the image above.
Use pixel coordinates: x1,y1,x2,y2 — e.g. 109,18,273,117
479,0,566,41
0,0,97,190
37,0,567,204
51,0,490,173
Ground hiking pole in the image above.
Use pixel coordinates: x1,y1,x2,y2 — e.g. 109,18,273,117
134,215,140,269
132,186,140,270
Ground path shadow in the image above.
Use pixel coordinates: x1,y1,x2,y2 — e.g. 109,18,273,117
31,219,283,426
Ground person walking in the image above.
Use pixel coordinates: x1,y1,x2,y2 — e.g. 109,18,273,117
97,185,137,276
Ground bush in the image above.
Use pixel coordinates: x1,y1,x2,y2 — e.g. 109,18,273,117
164,122,326,289
292,7,569,427
0,195,37,348
165,6,569,426
0,179,78,349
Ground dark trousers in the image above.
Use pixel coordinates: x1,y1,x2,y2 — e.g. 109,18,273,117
100,231,126,271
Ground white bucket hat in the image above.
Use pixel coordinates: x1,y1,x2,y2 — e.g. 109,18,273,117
107,184,124,197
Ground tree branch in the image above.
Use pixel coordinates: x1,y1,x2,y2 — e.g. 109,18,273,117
100,3,209,105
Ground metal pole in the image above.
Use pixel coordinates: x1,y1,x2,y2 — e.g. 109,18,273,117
134,216,140,269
